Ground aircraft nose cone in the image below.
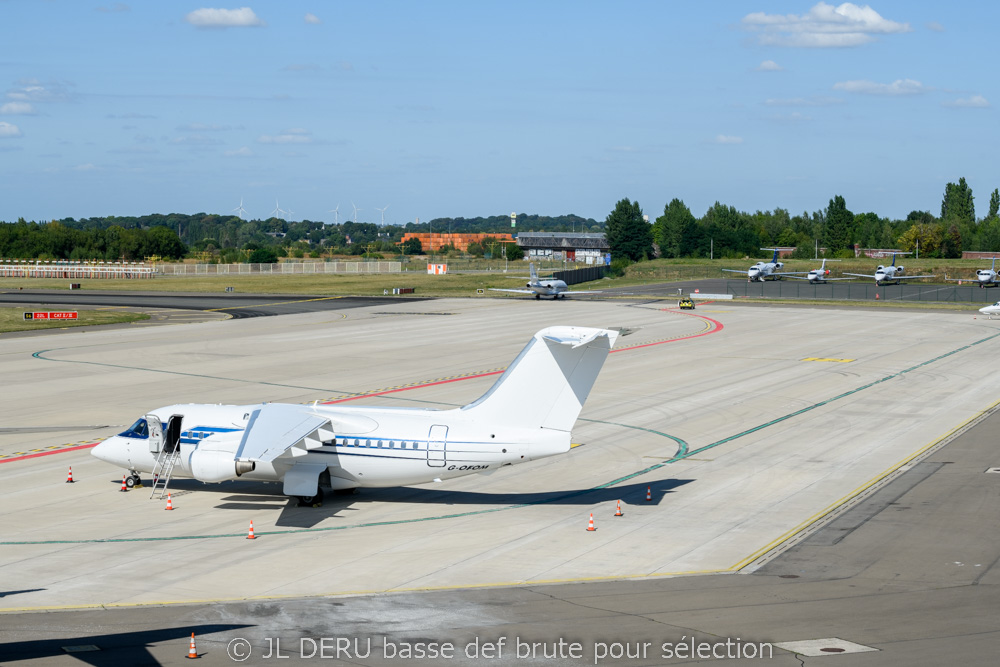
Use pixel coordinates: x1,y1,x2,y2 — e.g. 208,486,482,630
92,437,126,465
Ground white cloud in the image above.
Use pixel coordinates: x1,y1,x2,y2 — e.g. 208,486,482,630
833,78,928,95
715,135,744,144
184,7,264,28
0,101,35,114
945,95,990,108
742,2,911,48
304,13,321,24
0,121,22,137
926,21,945,32
170,134,224,146
755,60,784,71
764,96,844,106
72,163,98,171
6,79,72,103
177,122,231,131
225,146,253,156
257,128,313,144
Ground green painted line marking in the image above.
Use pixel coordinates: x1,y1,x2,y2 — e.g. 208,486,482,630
7,330,997,546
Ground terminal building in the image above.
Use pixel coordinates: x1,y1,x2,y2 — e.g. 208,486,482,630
515,232,609,263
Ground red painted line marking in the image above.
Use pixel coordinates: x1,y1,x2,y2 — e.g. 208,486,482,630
0,442,99,465
323,371,505,404
8,312,724,461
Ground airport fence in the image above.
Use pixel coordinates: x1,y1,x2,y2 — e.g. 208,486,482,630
156,261,401,275
726,280,999,304
0,261,153,279
553,266,607,285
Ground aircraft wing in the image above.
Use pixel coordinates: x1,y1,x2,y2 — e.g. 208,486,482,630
488,288,536,294
721,269,747,274
235,403,329,463
785,275,856,281
564,290,603,296
843,273,876,278
892,274,937,280
772,271,810,276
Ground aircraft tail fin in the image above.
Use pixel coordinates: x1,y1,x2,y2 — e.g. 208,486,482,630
462,326,618,432
529,262,538,282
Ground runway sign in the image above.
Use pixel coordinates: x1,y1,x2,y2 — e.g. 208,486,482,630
23,311,78,321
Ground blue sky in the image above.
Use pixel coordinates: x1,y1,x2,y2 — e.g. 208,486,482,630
1,1,996,225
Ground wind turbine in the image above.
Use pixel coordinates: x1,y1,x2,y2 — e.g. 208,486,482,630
328,203,340,225
285,206,294,221
351,201,362,223
270,199,286,220
375,204,390,226
232,197,248,220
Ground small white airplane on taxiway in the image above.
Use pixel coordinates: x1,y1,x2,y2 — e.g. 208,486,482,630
946,257,1000,288
783,258,855,284
489,263,603,300
92,326,619,505
979,301,1000,319
722,248,803,282
844,252,936,286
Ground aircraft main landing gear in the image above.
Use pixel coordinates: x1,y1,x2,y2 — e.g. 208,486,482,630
297,487,325,507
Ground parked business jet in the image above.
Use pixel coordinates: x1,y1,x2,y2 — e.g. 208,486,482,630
92,326,619,505
844,253,936,286
722,248,802,282
489,263,602,299
980,301,1000,319
946,257,1000,288
784,259,855,284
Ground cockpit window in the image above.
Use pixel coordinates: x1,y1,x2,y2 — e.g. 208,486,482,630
119,418,149,439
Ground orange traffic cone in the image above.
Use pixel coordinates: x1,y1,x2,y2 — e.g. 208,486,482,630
646,486,652,502
120,474,128,492
875,293,880,300
247,519,257,540
187,632,199,659
614,500,623,517
66,467,74,483
165,493,174,510
586,513,596,531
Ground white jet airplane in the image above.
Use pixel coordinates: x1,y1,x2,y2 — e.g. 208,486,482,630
946,257,1000,288
979,301,1000,319
844,252,936,286
489,263,602,299
784,259,855,284
92,326,618,505
722,248,802,282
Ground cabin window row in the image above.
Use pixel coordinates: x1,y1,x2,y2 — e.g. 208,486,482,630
342,439,422,449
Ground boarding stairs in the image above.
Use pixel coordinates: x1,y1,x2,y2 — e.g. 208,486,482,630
149,445,181,499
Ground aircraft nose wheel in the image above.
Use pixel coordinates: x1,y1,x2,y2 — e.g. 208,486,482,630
125,473,142,489
296,488,325,507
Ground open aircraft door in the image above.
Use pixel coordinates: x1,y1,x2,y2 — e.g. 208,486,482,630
427,425,447,467
146,414,163,453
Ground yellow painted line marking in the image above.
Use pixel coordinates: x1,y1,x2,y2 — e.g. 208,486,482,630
570,443,583,449
728,396,1000,572
801,357,855,363
206,295,342,312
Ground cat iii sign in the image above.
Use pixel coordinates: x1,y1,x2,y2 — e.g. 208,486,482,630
23,311,78,320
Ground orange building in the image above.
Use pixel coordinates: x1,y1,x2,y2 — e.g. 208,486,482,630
399,232,514,253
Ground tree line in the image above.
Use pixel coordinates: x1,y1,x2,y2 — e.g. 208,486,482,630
3,178,998,262
604,177,1000,264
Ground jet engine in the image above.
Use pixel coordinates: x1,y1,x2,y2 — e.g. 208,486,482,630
775,262,784,270
190,449,255,483
896,266,905,274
